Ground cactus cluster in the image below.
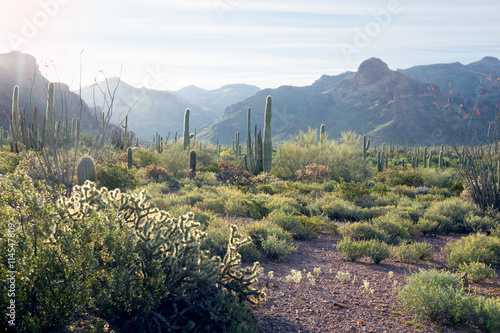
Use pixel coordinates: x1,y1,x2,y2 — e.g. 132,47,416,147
242,96,272,175
8,83,80,153
57,182,266,328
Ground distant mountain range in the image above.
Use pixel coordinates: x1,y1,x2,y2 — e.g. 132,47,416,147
199,56,500,146
1,51,499,146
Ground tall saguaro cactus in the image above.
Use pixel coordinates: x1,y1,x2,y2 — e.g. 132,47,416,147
363,135,370,161
319,124,326,146
183,108,190,150
263,95,272,173
45,82,56,146
189,149,197,177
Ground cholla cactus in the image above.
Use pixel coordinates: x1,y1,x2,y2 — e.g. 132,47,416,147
57,182,265,305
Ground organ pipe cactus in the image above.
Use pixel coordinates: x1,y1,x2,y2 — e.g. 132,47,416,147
263,95,272,173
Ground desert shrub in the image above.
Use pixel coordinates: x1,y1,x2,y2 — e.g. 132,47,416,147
376,167,424,187
465,213,500,233
260,234,297,261
392,241,434,263
422,197,482,233
244,199,270,219
273,129,368,182
392,185,416,198
399,269,500,332
364,239,391,264
195,197,226,215
313,194,368,221
339,222,387,242
217,161,252,186
337,178,370,202
265,194,302,215
296,163,331,182
415,186,431,195
372,215,411,245
157,142,189,177
416,218,440,236
136,149,159,167
143,164,172,182
201,218,233,257
97,161,139,192
444,233,500,268
266,210,314,239
0,151,22,173
225,198,249,217
297,215,326,236
422,168,461,189
336,237,369,261
458,262,498,283
244,220,293,247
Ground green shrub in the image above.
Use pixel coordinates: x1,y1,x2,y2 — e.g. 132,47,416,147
273,129,368,182
372,214,412,245
392,241,434,263
392,185,416,198
0,151,22,174
244,199,270,219
314,194,367,221
337,178,370,202
195,197,226,214
377,168,424,187
399,269,500,332
336,238,368,261
244,220,293,248
444,233,500,268
364,239,390,264
423,197,482,233
261,234,296,261
458,262,498,283
97,161,139,192
339,222,387,242
266,210,314,240
136,149,159,167
465,213,499,233
157,142,189,177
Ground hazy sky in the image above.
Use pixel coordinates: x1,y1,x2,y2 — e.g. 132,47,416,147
1,0,499,90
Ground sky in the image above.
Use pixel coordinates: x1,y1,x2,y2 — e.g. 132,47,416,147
1,0,499,91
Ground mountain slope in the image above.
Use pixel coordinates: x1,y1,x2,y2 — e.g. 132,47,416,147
173,83,260,118
79,78,211,141
0,51,98,135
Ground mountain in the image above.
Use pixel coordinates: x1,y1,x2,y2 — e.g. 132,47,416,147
397,56,500,111
78,78,212,142
199,57,500,146
172,83,260,118
197,72,354,144
0,51,99,136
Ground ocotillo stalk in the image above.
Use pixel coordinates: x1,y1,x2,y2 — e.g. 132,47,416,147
263,95,272,173
76,156,97,185
363,135,370,161
183,108,190,150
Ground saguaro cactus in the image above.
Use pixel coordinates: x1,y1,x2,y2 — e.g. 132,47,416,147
319,124,326,146
45,82,56,146
263,95,272,173
183,108,190,150
363,135,370,161
76,156,97,185
127,147,133,169
189,149,197,177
